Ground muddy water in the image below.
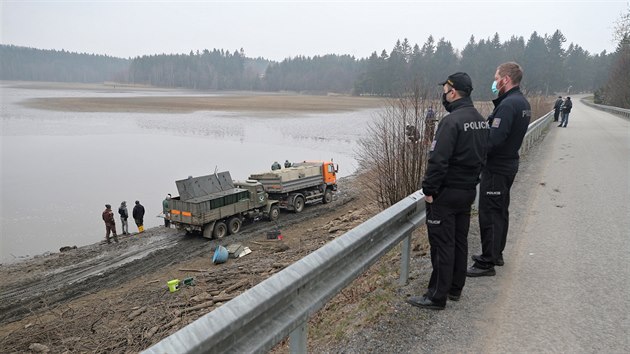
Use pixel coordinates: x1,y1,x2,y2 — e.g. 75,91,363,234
0,84,381,263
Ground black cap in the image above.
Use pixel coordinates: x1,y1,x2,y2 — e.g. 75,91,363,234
439,72,473,93
105,204,111,209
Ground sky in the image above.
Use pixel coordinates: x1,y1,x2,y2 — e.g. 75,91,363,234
1,1,628,61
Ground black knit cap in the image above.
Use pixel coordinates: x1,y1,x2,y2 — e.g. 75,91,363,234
439,72,473,94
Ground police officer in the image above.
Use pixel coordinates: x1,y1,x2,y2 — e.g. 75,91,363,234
407,72,489,310
468,62,531,277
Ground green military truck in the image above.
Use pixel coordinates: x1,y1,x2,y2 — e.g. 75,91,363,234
167,171,279,239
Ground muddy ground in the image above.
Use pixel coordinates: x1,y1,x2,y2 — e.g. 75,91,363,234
0,176,430,353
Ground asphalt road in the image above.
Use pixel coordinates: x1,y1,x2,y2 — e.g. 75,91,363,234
340,98,630,353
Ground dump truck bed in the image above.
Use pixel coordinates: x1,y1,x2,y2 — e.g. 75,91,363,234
249,163,323,193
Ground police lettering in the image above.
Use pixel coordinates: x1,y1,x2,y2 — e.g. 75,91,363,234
486,191,502,196
463,121,490,132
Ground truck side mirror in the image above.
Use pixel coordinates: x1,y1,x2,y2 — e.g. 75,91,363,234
335,164,339,173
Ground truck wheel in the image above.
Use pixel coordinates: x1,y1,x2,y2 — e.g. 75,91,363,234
293,196,305,213
213,221,228,239
227,217,242,235
323,190,333,204
268,205,280,221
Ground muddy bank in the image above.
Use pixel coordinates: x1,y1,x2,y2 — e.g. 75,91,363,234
22,94,386,114
0,176,392,353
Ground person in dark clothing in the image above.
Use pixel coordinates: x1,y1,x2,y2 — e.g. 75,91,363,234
102,204,118,243
559,97,572,127
162,194,171,228
553,96,563,122
406,72,489,310
133,200,145,233
271,161,281,170
284,160,292,168
118,201,129,235
468,62,531,277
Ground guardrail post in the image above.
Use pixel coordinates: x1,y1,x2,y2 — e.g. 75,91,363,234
290,322,308,354
399,230,412,285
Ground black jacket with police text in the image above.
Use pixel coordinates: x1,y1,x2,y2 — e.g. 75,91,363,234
486,86,531,175
422,97,489,197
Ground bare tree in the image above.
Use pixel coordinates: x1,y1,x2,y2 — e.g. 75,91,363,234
356,85,439,209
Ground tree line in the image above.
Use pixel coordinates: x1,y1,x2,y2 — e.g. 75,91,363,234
0,45,128,83
1,24,628,107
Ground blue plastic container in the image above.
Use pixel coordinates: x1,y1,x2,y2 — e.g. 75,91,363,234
212,245,229,264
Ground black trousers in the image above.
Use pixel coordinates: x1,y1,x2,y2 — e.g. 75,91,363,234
553,109,560,121
475,170,516,268
426,188,476,303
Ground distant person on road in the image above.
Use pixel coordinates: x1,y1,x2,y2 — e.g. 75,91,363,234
559,97,572,127
284,160,292,168
102,204,118,243
468,62,531,277
133,200,145,233
553,96,563,122
163,194,171,228
271,161,281,170
118,201,129,235
407,72,489,310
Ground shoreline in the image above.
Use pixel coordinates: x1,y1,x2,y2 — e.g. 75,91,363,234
3,80,387,114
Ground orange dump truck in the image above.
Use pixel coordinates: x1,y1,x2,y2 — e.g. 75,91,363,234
248,161,338,213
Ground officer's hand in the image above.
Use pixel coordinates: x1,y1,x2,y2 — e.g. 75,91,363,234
425,195,433,203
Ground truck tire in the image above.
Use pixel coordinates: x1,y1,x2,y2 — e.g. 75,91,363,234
293,195,305,213
227,217,242,235
323,189,333,204
213,221,228,239
268,205,280,221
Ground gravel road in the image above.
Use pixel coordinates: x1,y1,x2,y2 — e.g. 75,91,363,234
336,98,630,353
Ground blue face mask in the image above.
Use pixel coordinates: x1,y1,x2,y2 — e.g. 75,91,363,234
491,80,499,95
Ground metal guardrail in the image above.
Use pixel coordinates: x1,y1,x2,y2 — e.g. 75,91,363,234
581,98,630,120
519,110,554,154
144,110,554,354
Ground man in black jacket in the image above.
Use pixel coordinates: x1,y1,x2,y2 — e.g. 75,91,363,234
407,72,489,310
468,62,531,277
559,96,572,127
133,200,145,233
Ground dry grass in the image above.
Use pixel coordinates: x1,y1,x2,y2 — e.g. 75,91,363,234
22,95,387,114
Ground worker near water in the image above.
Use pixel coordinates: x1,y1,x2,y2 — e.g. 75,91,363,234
271,161,281,170
102,204,119,243
163,194,171,228
133,200,145,233
468,62,531,277
407,72,489,310
118,201,129,235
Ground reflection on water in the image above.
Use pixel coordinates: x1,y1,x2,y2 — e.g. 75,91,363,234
0,84,381,263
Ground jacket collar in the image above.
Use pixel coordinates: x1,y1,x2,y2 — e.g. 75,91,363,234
449,96,474,111
492,86,521,107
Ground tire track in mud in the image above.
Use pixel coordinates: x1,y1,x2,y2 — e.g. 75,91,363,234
0,194,354,324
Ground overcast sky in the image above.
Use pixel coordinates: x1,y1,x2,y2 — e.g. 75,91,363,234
1,1,627,61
